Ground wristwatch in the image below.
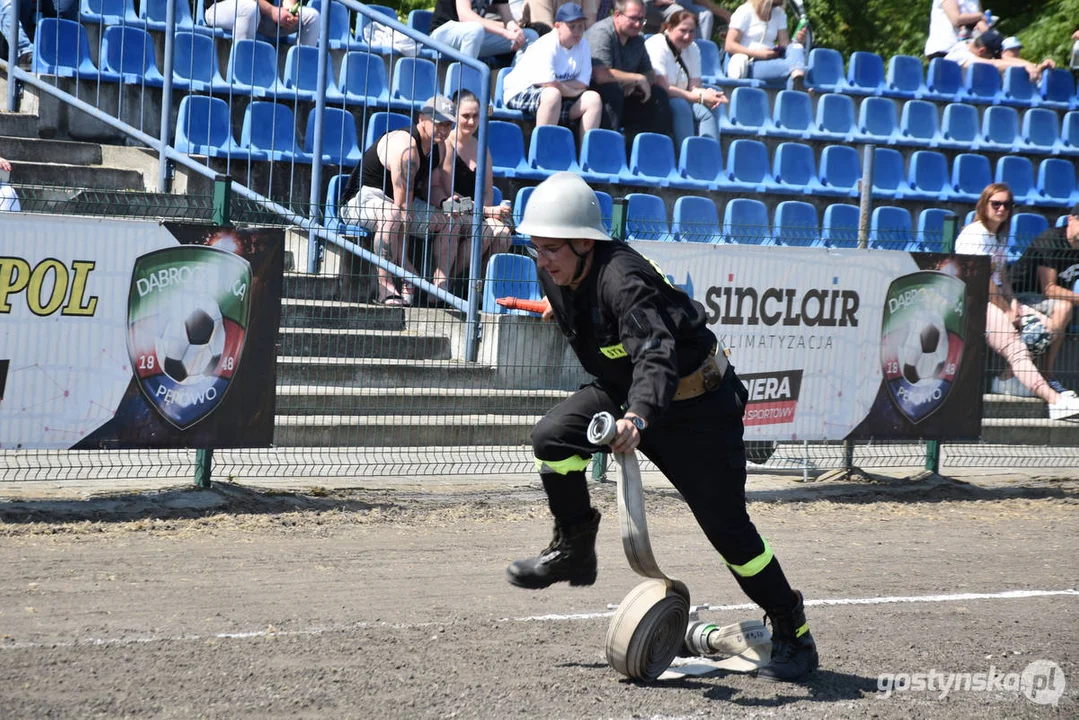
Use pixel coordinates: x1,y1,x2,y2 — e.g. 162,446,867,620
628,415,647,432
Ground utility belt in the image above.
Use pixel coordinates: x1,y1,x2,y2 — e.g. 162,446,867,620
673,343,730,402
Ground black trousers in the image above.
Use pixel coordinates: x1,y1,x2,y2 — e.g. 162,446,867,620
531,368,796,611
592,82,674,149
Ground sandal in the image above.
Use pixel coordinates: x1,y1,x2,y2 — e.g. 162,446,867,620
400,284,415,307
379,293,405,306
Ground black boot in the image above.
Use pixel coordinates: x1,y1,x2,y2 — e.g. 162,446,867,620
506,509,601,589
757,590,819,681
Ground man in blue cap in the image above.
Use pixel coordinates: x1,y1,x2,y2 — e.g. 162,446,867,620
503,3,604,143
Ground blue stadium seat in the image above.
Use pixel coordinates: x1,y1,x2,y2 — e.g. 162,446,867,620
950,153,992,203
1060,111,1079,155
1007,213,1050,262
871,147,911,200
528,125,580,175
961,62,1001,105
624,193,672,242
443,61,486,101
979,105,1021,153
898,99,941,148
724,139,771,192
483,254,542,315
579,128,629,184
773,201,819,246
493,67,523,120
805,48,847,93
363,111,410,150
81,0,143,27
677,136,726,190
1056,214,1068,228
174,95,240,158
766,141,821,195
994,155,1038,207
999,65,1036,108
812,93,856,142
491,185,503,206
595,190,614,232
770,90,813,139
32,18,113,79
869,206,916,251
240,102,311,163
626,132,685,187
488,121,544,179
939,102,980,149
817,144,861,197
324,174,365,235
916,208,957,252
284,45,345,102
854,96,899,144
511,186,534,241
391,57,438,107
723,198,771,245
820,204,860,248
1021,108,1062,155
227,39,293,99
719,86,772,135
141,0,203,34
964,210,976,227
407,8,433,33
672,196,720,243
1037,158,1079,208
339,51,392,107
320,1,361,50
172,31,228,92
1039,68,1076,111
905,150,952,201
924,58,963,102
100,26,164,86
305,107,362,167
884,54,926,99
845,51,885,95
696,39,721,84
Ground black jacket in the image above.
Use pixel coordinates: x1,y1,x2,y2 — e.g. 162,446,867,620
540,241,716,425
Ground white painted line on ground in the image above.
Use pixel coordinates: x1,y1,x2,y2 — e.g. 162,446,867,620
2,589,1075,651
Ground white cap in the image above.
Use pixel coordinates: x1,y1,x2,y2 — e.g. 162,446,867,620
1002,36,1023,51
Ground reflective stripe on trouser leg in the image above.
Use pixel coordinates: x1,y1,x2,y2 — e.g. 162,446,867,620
535,454,592,475
724,536,773,578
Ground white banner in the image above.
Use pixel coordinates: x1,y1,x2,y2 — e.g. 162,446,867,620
630,241,987,441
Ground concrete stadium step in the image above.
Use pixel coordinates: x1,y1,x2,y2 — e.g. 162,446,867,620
273,414,538,447
277,357,500,387
981,394,1046,420
0,135,103,166
283,272,367,304
0,111,39,138
276,386,570,416
280,298,405,332
277,327,452,360
7,160,145,191
981,417,1079,445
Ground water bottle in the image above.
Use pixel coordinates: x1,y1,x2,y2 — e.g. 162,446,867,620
794,16,809,36
983,9,995,27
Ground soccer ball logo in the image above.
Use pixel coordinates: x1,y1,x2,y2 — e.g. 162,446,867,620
155,295,226,383
898,312,949,385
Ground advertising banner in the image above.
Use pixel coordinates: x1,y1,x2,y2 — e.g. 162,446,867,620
1,216,283,449
629,242,989,441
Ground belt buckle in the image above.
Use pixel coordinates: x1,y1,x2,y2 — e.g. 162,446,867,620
700,358,723,392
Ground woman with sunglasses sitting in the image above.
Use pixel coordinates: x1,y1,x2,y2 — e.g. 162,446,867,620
955,183,1079,421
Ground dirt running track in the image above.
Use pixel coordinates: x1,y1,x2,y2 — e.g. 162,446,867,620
0,472,1076,719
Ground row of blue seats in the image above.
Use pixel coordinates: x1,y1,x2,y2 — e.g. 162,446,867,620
487,124,1079,208
719,87,1079,156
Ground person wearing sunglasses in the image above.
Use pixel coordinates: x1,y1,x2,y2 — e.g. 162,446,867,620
955,184,1079,421
585,0,674,147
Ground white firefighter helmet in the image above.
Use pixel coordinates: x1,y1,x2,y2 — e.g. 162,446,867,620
516,172,611,241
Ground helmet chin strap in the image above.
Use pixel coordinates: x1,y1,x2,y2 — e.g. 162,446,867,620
567,241,592,285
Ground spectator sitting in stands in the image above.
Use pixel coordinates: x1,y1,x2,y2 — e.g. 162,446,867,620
954,183,1079,420
521,0,602,32
504,3,603,142
0,0,32,69
0,156,20,212
205,0,320,46
645,10,727,149
586,0,673,147
1,0,77,68
924,0,986,60
724,0,807,89
440,90,513,288
1001,35,1023,59
430,0,540,60
1006,203,1079,395
339,96,458,307
643,0,729,41
945,29,1055,82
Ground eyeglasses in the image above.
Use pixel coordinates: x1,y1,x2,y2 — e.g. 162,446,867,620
620,13,646,24
526,241,567,259
989,200,1014,210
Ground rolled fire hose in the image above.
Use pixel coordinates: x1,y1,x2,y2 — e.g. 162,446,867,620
587,411,691,682
587,411,771,682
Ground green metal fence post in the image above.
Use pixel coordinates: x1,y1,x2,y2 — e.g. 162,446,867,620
924,215,958,475
194,175,232,488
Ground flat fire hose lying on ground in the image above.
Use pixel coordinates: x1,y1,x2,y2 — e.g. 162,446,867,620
586,411,771,682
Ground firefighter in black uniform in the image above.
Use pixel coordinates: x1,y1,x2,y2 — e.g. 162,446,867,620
505,172,819,682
